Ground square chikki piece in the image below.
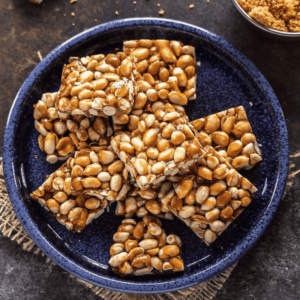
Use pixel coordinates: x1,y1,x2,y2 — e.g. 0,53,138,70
111,101,206,190
160,147,257,245
31,147,130,232
191,106,262,170
123,39,197,109
109,216,184,276
56,53,138,118
33,91,112,164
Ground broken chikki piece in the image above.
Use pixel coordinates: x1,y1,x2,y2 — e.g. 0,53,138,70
108,216,184,276
110,101,206,190
33,91,112,164
123,39,197,109
30,147,130,232
56,53,138,118
191,106,262,170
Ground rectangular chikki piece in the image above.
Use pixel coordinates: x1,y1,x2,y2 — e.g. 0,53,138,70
33,91,112,164
109,216,184,276
123,39,197,111
191,106,262,170
111,101,206,190
30,147,130,232
56,53,138,118
162,161,257,245
114,183,174,220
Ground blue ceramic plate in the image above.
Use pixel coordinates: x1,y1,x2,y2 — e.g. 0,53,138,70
3,18,289,294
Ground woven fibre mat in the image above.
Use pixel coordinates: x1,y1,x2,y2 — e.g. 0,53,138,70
0,157,237,300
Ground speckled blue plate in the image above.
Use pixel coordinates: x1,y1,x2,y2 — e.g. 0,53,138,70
3,18,289,294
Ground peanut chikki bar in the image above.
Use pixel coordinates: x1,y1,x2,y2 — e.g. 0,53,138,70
31,147,130,232
111,101,206,190
33,91,112,164
191,106,262,170
123,39,197,112
109,216,184,276
111,39,198,131
56,53,138,118
161,147,258,245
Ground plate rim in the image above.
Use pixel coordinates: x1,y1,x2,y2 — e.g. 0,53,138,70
3,17,289,294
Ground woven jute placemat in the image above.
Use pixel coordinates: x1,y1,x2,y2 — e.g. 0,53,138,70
0,157,237,300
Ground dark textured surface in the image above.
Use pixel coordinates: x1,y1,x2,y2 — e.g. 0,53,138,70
0,0,299,299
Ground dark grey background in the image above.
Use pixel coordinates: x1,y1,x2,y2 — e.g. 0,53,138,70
1,0,300,299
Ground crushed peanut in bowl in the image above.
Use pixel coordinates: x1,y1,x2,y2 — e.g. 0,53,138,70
236,0,300,32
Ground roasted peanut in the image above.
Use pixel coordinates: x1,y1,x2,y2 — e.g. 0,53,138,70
109,252,129,267
159,245,180,259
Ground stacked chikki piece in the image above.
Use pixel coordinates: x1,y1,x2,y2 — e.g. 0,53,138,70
31,39,262,276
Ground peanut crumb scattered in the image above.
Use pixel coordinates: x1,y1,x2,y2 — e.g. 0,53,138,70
115,48,120,51
249,102,253,106
133,1,137,4
197,61,201,66
71,12,75,17
189,4,194,9
72,23,75,26
63,13,67,17
70,0,77,3
37,51,43,61
157,3,161,6
35,155,38,159
29,0,43,3
236,0,300,32
159,9,164,15
207,0,210,2
95,19,98,21
115,11,119,15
